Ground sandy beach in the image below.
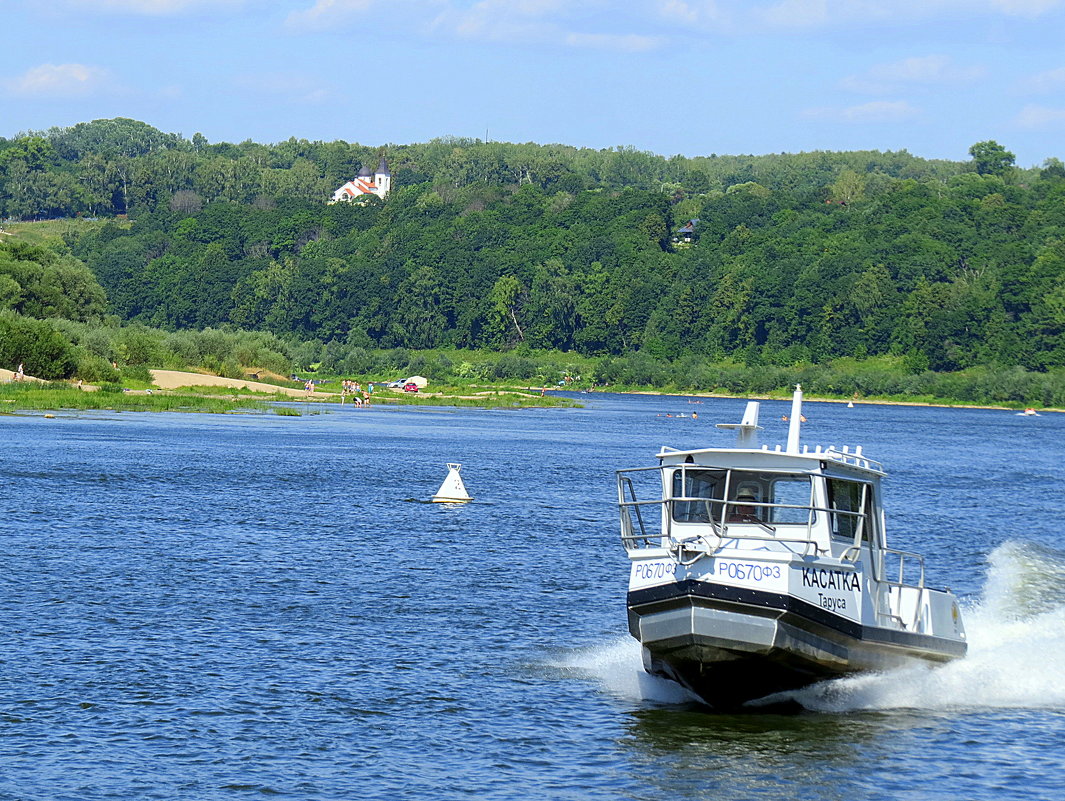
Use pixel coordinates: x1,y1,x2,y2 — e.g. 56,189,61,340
149,370,318,398
0,368,44,384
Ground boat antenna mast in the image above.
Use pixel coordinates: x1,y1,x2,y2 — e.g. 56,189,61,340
786,384,803,453
716,400,763,448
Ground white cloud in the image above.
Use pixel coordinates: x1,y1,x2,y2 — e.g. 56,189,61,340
657,0,725,25
233,73,334,105
564,32,664,51
288,1,660,48
1014,104,1065,129
805,100,920,123
842,55,985,94
282,1,1065,45
760,0,831,27
7,63,114,97
437,0,568,42
285,0,379,30
840,100,919,122
62,0,245,13
424,1,665,51
759,0,1064,28
1020,66,1065,94
990,0,1064,16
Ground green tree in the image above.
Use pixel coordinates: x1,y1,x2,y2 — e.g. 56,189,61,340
0,312,76,378
487,275,527,347
968,140,1015,177
390,263,448,348
0,240,106,321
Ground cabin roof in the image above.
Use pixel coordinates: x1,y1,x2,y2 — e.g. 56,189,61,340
656,445,885,477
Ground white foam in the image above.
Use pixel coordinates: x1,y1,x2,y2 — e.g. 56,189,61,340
558,637,698,704
799,541,1065,713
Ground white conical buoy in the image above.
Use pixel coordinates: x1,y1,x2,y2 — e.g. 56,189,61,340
432,463,472,503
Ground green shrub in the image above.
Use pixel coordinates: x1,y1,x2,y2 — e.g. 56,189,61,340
120,364,153,383
220,358,244,379
74,350,120,383
0,312,76,379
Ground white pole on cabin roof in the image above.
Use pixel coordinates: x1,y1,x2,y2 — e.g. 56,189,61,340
786,384,803,454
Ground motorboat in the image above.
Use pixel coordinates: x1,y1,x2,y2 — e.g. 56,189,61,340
616,386,967,710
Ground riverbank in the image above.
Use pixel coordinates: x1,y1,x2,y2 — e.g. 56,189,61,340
0,370,579,414
3,366,1056,415
0,382,273,414
612,388,1064,413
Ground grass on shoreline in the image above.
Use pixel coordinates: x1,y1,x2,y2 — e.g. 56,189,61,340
367,389,579,409
0,379,580,414
7,353,1059,415
0,383,270,414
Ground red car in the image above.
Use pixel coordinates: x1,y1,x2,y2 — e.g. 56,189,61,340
403,382,419,392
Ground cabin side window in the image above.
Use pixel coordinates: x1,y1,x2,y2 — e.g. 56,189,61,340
827,479,871,541
671,469,725,523
766,476,814,524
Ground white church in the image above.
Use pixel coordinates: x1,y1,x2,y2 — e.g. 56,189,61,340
330,157,391,202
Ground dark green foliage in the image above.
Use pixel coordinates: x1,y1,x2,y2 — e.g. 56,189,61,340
0,240,106,321
969,140,1016,177
4,122,1065,382
0,312,76,378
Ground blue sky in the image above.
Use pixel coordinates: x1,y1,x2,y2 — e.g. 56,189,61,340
4,0,1065,167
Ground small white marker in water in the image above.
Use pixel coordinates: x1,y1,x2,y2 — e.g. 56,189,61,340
432,463,472,503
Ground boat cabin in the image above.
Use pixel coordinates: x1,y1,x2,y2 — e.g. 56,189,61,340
645,445,884,559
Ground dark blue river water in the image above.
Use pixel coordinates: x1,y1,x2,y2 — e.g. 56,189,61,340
1,394,1064,800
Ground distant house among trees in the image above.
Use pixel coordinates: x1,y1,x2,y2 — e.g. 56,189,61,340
672,219,699,247
331,157,391,202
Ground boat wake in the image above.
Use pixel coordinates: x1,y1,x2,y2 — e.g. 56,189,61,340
567,541,1065,712
557,637,700,705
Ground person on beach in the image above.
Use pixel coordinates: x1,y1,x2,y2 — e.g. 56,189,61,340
15,362,24,381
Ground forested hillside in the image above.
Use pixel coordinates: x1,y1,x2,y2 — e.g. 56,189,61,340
3,118,1065,375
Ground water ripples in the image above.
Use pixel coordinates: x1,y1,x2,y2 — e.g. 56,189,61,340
1,401,1064,799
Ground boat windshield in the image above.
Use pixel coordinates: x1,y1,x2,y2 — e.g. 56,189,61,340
671,469,814,525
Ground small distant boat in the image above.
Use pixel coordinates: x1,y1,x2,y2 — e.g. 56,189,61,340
1019,408,1040,416
616,385,966,710
432,463,472,503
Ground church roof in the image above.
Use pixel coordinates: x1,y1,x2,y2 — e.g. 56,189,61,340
334,178,378,198
358,163,373,177
376,157,390,175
